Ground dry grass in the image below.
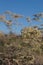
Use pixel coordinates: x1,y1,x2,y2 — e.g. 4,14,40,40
0,28,43,65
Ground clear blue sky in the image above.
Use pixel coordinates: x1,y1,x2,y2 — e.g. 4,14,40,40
0,0,43,34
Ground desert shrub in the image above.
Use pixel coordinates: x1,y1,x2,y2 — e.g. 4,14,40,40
40,43,43,53
21,27,42,54
0,32,5,46
21,27,41,43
